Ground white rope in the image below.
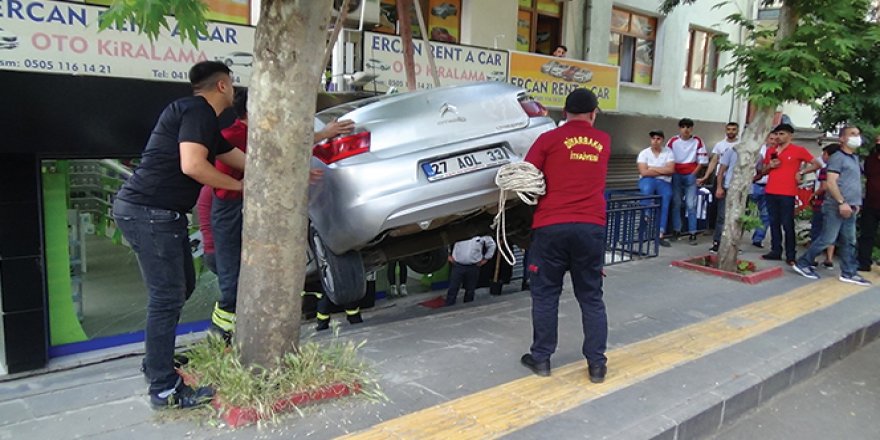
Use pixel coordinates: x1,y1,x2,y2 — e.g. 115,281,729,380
491,162,546,266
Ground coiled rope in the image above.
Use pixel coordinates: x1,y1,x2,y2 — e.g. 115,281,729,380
491,162,546,266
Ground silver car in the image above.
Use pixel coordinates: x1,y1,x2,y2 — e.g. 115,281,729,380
308,82,554,303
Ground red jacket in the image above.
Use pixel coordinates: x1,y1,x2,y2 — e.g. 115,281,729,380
215,119,247,200
525,120,611,229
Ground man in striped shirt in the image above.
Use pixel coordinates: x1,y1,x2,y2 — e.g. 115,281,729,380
667,118,708,245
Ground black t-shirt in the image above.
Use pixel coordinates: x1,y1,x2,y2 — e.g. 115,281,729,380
116,96,233,212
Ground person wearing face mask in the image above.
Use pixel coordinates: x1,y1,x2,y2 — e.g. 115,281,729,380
792,126,871,286
857,133,880,271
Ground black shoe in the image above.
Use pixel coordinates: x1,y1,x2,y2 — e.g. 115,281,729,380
346,314,363,324
761,253,782,261
709,242,719,253
672,231,682,240
752,242,764,249
463,297,474,303
588,364,607,384
150,381,215,410
658,238,671,248
521,281,530,291
316,318,330,331
688,234,698,246
859,265,872,272
520,353,551,377
209,324,232,345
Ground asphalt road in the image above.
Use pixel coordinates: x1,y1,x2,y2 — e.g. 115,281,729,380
713,338,880,440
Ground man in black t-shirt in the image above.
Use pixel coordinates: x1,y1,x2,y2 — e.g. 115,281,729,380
113,61,246,409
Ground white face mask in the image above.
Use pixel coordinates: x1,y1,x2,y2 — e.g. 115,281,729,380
846,135,862,148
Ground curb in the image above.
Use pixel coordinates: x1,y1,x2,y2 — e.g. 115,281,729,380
217,383,362,428
630,299,880,440
671,255,784,284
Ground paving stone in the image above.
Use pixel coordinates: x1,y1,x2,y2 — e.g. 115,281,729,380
0,400,32,426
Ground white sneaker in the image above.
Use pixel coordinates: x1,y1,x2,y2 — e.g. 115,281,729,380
389,285,398,296
839,274,872,286
399,284,408,296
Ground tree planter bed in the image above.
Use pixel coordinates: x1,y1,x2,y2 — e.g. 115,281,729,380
179,369,362,428
671,254,783,284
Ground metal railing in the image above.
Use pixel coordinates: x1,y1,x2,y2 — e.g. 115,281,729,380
605,192,662,266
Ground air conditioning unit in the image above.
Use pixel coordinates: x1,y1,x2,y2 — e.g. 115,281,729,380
332,0,381,27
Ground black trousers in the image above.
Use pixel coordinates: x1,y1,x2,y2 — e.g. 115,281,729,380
446,263,480,305
857,206,880,268
766,194,797,260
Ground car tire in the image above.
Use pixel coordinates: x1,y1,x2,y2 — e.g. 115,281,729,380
308,224,366,305
403,248,449,274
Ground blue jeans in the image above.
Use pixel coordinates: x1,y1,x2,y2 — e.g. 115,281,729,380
212,195,243,313
528,223,607,367
113,199,194,394
797,203,858,276
445,263,480,305
638,177,673,235
750,184,770,244
810,207,824,242
672,173,697,234
766,194,796,260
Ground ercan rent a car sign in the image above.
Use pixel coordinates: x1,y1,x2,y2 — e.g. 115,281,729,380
0,0,255,85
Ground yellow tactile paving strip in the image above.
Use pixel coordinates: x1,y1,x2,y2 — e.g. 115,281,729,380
342,272,878,440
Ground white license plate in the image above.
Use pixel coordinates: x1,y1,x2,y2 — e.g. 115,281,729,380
421,146,512,181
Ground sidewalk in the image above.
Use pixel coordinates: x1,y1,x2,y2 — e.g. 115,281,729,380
1,234,878,439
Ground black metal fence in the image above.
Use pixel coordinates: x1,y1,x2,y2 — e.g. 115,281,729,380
605,191,662,266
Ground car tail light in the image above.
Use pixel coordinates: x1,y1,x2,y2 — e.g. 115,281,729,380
520,99,548,117
312,131,371,164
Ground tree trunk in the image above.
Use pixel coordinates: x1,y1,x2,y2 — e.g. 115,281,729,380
717,106,775,270
236,0,332,368
717,1,798,272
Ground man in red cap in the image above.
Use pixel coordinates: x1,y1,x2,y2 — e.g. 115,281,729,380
520,88,609,384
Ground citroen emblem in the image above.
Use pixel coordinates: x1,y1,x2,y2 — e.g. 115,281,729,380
440,103,458,118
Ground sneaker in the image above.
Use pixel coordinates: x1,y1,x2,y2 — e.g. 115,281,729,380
839,274,872,286
398,284,408,296
389,285,398,297
709,242,719,253
761,253,782,261
792,264,820,280
658,238,671,248
822,261,834,269
588,364,607,384
520,353,551,377
688,234,698,246
752,242,764,249
150,380,214,410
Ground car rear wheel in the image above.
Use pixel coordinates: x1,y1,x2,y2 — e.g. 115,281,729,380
403,248,449,274
308,224,366,305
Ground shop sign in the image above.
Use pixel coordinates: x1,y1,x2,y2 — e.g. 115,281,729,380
0,0,255,85
362,30,508,92
508,51,619,111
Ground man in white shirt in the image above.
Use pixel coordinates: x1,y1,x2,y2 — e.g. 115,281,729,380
637,130,675,247
698,122,740,186
445,235,497,306
667,118,708,245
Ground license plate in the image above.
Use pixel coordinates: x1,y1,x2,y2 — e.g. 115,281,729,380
421,146,512,181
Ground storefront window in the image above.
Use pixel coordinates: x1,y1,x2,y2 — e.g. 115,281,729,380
517,0,564,55
43,159,216,352
608,7,656,85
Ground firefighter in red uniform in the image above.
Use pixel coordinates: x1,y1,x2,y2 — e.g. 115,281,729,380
519,88,610,384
